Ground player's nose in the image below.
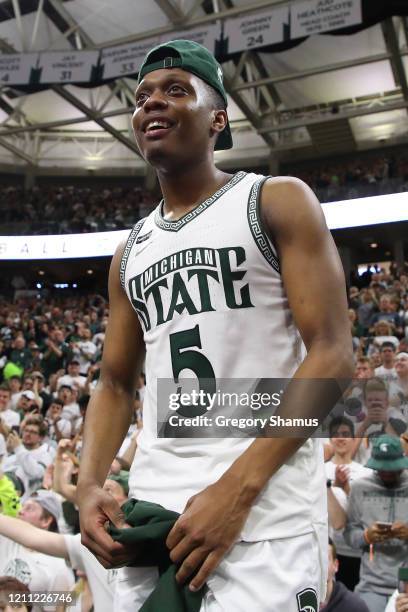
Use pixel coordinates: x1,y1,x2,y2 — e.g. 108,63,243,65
144,87,169,112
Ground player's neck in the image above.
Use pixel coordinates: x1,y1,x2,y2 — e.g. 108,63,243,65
157,161,231,219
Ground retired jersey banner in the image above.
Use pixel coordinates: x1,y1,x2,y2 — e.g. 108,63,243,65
101,38,159,80
291,0,362,39
224,7,289,53
38,50,99,83
0,53,38,85
160,23,220,53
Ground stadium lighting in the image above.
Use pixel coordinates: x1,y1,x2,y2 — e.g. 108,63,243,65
0,191,407,260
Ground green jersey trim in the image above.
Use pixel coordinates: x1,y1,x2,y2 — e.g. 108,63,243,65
247,177,280,273
154,171,247,232
120,218,146,290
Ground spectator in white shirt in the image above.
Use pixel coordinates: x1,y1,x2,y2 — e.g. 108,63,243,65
0,478,129,612
57,385,80,422
3,417,53,501
45,399,72,442
0,490,74,612
375,341,398,382
70,328,97,375
56,360,87,391
325,416,372,591
390,353,408,418
15,391,41,420
8,375,22,411
11,376,42,414
0,384,20,429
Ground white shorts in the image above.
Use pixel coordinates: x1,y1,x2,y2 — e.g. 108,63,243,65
114,525,328,612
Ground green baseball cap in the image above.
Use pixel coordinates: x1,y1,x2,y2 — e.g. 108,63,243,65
366,434,408,471
138,39,232,151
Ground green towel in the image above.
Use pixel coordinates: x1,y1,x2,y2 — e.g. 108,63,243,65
109,499,207,612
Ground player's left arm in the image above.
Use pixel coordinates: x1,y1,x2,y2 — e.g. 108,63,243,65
167,177,354,591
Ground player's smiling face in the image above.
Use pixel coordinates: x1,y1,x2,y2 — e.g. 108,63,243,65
132,68,216,168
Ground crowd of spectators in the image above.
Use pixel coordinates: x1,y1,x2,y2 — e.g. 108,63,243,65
0,262,408,610
287,153,408,202
0,184,155,235
0,150,408,236
0,292,143,611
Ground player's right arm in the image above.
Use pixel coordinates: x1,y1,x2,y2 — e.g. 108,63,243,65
77,240,145,567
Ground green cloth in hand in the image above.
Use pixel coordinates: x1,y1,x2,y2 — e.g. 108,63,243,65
109,499,206,612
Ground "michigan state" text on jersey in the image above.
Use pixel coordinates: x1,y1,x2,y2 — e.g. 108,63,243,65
128,246,254,330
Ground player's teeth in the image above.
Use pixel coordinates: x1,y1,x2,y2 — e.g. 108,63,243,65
147,121,169,131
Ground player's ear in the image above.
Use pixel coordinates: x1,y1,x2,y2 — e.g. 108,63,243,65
210,109,227,138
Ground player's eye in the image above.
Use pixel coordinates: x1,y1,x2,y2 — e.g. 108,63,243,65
135,92,148,106
168,84,186,95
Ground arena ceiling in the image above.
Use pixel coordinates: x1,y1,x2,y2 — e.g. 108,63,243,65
0,0,407,174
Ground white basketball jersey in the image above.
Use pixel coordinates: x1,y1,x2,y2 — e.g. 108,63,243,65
122,171,327,540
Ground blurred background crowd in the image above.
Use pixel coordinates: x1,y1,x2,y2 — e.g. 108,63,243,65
1,151,408,237
0,262,407,610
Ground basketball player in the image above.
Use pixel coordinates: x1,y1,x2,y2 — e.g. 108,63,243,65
77,40,353,611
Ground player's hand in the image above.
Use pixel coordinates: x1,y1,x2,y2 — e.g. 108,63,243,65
396,594,408,612
391,521,408,541
77,484,133,568
366,522,392,543
166,474,251,591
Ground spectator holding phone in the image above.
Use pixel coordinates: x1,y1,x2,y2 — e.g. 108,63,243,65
344,435,408,612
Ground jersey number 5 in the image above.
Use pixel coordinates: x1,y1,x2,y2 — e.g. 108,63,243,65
296,588,318,612
170,324,216,416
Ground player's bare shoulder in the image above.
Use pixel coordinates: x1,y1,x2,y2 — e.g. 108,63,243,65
259,175,327,244
108,238,129,299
